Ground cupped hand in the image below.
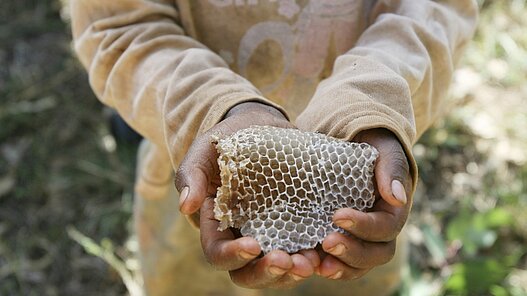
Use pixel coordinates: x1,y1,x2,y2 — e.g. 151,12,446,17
200,197,320,288
318,128,413,280
174,102,319,288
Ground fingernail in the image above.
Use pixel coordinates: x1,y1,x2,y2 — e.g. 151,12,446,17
391,180,407,204
179,186,189,209
328,244,347,256
336,219,354,229
329,270,343,280
239,250,256,260
291,274,305,281
269,266,288,276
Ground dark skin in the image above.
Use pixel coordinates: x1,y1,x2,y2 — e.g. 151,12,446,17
175,102,412,288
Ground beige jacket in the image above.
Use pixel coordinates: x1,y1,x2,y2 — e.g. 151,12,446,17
70,0,477,201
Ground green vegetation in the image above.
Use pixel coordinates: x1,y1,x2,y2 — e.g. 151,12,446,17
402,1,527,294
0,0,525,295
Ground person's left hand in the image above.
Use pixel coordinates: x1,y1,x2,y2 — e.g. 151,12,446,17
318,128,413,280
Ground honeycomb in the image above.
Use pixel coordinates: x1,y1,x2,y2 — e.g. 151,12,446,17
213,126,379,254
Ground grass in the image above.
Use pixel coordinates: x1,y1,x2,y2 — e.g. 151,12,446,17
0,0,526,295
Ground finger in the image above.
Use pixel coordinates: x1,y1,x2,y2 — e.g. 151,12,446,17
298,249,321,270
318,255,370,281
232,253,312,289
322,232,396,269
354,128,412,207
372,133,412,207
333,205,406,242
174,135,219,215
289,253,315,280
230,250,293,289
200,198,261,270
312,246,328,275
375,146,411,207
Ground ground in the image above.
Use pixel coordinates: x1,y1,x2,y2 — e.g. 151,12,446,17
0,1,525,295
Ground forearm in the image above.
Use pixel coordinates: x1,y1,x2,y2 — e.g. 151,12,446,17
349,0,478,137
70,0,286,168
296,0,478,189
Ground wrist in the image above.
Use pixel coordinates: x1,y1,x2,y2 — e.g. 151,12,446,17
353,128,396,143
225,102,287,121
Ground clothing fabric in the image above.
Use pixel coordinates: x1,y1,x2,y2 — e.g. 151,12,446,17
71,0,478,198
70,0,478,294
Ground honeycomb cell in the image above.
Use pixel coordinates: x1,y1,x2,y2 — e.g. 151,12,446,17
290,139,299,148
297,188,306,199
263,166,272,177
268,228,278,238
213,126,378,254
260,155,270,166
274,219,285,230
278,230,288,240
289,166,298,177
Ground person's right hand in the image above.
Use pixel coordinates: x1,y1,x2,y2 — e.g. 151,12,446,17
175,102,320,289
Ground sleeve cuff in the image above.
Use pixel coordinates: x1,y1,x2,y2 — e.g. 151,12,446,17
198,92,289,135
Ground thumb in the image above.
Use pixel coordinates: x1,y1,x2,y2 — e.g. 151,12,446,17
174,135,219,215
355,129,412,207
374,145,411,207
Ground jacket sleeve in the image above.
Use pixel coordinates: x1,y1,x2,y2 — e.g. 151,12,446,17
295,0,478,188
70,0,287,168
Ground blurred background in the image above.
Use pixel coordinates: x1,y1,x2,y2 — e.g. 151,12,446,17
0,0,525,295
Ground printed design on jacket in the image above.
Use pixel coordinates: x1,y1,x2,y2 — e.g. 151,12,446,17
209,0,301,18
209,0,360,93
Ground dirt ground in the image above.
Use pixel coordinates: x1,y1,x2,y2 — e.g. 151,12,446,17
1,1,526,295
1,1,133,295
